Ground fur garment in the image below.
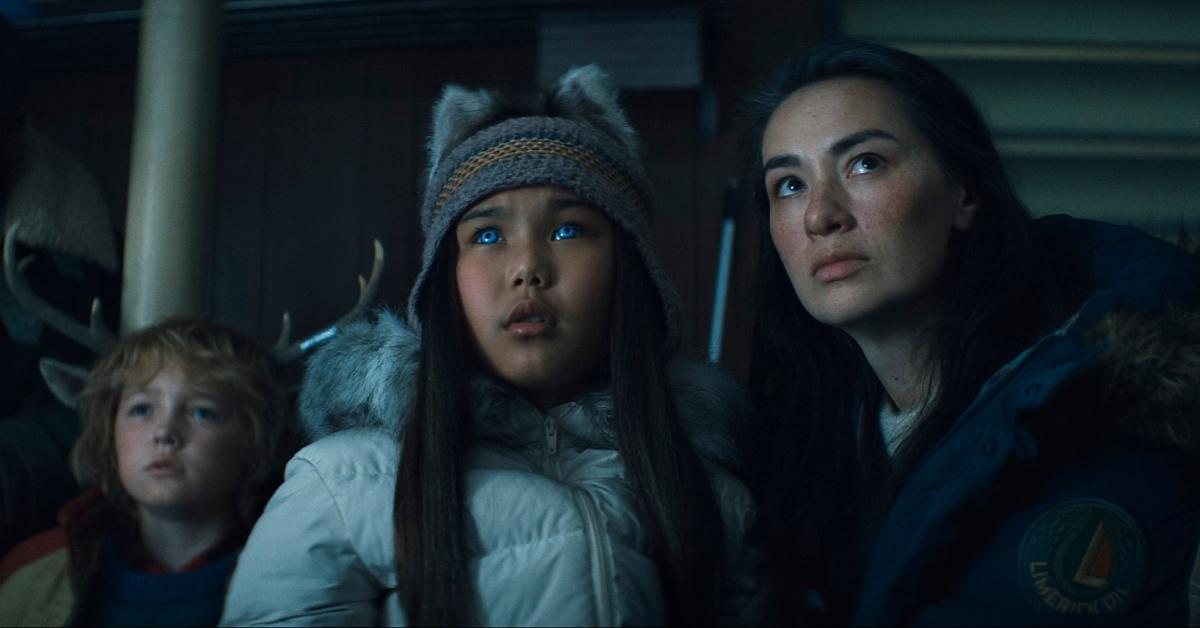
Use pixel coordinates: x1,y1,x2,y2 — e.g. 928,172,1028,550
1042,307,1200,453
299,310,746,467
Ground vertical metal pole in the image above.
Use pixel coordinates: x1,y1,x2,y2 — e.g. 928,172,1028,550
121,0,221,334
708,179,738,363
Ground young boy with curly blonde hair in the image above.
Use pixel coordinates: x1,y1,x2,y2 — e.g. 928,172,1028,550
0,318,293,626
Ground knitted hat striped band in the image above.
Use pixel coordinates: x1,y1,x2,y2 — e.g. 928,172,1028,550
432,135,649,222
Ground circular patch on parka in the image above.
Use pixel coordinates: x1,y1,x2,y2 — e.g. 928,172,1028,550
1018,498,1147,616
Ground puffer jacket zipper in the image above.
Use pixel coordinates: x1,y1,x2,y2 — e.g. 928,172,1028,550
543,414,560,478
574,487,615,626
543,410,615,626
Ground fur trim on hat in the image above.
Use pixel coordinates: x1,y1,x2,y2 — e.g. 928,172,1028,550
424,64,638,182
550,65,639,156
298,310,746,468
426,85,499,185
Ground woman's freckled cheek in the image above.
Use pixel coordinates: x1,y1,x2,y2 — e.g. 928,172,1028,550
769,215,806,282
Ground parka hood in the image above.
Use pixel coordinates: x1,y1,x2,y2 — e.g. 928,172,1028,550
1018,216,1200,454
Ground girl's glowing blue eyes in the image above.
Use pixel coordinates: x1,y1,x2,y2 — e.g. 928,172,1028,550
553,224,578,240
474,228,501,245
850,154,882,175
128,403,151,418
775,176,805,199
471,224,584,243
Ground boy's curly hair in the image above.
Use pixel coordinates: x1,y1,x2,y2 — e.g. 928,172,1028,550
71,318,294,528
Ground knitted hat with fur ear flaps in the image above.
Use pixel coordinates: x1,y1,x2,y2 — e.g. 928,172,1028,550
407,65,682,348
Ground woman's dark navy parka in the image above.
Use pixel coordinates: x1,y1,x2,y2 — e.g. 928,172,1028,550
856,216,1200,626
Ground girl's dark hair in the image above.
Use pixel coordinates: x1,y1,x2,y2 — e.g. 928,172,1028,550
395,213,723,625
608,229,724,625
741,39,1071,620
394,240,474,625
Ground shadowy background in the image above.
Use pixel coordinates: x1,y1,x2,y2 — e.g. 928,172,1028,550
4,0,1198,382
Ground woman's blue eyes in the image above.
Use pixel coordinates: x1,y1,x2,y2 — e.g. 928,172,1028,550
775,176,806,199
128,403,151,417
850,154,882,175
772,154,884,198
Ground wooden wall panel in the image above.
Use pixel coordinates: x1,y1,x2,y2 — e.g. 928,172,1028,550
21,0,822,381
627,91,703,354
21,50,760,363
212,56,274,338
211,45,537,349
256,53,367,347
23,67,134,238
358,53,419,315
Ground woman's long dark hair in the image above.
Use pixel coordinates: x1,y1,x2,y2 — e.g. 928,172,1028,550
396,215,723,625
741,39,1074,620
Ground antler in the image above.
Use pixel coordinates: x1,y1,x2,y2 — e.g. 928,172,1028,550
3,220,118,355
272,238,385,363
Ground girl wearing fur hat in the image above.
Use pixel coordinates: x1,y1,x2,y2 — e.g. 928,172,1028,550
221,66,767,626
742,40,1200,625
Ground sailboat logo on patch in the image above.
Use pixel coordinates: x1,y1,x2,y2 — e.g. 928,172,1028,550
1019,499,1146,615
1073,520,1114,588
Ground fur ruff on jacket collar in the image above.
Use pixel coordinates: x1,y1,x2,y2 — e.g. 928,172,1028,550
298,310,747,467
1040,307,1200,455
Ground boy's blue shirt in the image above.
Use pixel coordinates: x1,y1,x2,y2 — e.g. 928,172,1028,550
81,534,239,627
855,215,1200,625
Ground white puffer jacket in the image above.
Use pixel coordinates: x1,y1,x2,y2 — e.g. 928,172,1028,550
221,313,768,626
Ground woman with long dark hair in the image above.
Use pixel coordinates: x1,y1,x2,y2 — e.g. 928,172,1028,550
742,40,1200,624
221,65,767,625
